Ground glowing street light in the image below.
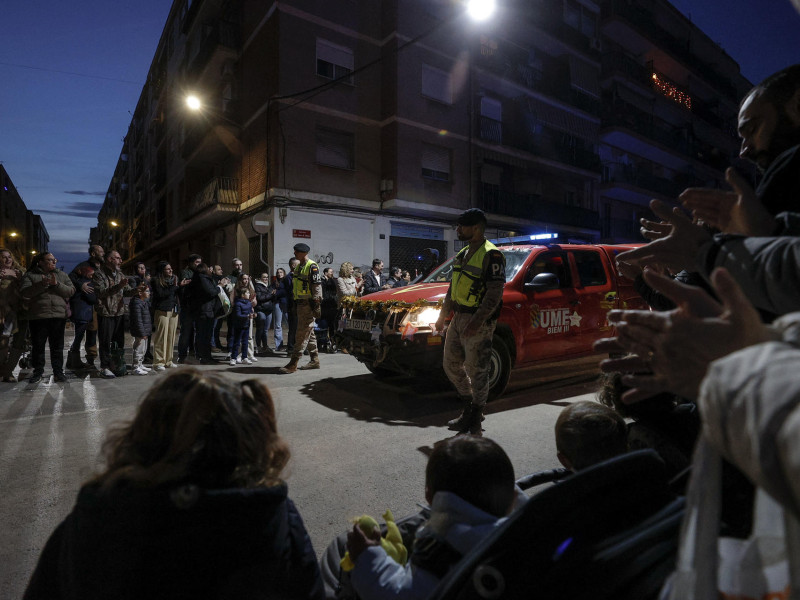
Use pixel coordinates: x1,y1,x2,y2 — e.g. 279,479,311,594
110,220,120,228
9,232,18,238
186,94,202,111
466,0,496,21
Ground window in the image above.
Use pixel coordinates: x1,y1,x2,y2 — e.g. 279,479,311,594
316,38,354,84
316,128,354,170
421,144,451,181
422,64,452,104
574,250,607,287
528,252,571,287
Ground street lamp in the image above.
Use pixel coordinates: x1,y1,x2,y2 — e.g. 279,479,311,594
186,94,202,111
466,0,496,21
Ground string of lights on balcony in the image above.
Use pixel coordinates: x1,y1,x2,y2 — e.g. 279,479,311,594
651,72,692,109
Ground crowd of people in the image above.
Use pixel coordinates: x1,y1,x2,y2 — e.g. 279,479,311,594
10,55,800,600
0,241,429,383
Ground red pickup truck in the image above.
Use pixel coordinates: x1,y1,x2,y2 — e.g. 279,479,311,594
337,242,647,400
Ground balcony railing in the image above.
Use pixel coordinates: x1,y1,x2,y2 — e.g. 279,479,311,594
185,20,239,79
185,177,239,219
480,184,600,229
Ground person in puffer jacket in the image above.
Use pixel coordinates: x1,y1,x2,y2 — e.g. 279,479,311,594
129,286,153,375
19,253,75,383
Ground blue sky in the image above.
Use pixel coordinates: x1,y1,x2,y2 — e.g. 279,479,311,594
1,0,798,272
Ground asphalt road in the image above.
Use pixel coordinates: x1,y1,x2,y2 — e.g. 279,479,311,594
0,348,601,598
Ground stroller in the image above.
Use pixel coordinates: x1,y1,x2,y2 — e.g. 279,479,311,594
322,450,684,600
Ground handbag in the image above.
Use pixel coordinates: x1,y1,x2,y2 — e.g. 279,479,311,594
661,437,800,600
214,286,231,319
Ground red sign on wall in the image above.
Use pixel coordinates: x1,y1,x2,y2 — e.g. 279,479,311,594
293,229,311,239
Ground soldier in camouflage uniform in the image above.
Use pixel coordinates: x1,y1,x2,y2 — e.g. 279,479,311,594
435,209,506,434
280,243,323,373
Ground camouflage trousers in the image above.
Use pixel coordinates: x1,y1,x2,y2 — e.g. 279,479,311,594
291,301,318,360
442,312,496,408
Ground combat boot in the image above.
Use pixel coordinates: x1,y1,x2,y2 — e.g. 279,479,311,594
298,353,321,370
447,398,485,430
279,356,300,374
448,403,484,435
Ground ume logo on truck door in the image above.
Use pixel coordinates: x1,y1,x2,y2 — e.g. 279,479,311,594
530,305,583,334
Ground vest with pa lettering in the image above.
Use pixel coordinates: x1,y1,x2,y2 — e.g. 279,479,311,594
451,239,499,308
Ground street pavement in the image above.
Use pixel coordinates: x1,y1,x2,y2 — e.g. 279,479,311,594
0,343,600,598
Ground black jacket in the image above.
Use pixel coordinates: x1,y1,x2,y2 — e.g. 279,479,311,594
186,272,219,319
151,278,179,313
129,297,153,338
362,269,386,296
254,280,274,313
23,482,325,600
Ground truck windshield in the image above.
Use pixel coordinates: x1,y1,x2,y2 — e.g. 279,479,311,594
421,248,531,283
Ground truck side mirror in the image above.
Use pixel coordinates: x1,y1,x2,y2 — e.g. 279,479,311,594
525,272,560,292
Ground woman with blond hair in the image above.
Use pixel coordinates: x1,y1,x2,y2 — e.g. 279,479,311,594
336,261,362,304
24,370,324,599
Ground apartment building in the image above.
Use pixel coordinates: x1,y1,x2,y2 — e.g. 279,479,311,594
94,0,749,274
0,165,50,268
598,0,752,241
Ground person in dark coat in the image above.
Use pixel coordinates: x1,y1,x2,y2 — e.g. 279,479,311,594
185,263,221,364
284,258,299,353
67,265,97,371
129,286,153,375
67,244,104,368
23,369,325,600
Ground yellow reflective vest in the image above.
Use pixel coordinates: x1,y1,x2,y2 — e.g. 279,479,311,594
292,259,318,299
451,239,499,308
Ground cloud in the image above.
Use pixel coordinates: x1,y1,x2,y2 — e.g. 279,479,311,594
64,190,106,196
36,200,102,219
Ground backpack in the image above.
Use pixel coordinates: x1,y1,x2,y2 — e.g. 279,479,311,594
109,342,127,377
429,450,684,600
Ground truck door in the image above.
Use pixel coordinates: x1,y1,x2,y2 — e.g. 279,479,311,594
567,248,618,353
519,250,581,363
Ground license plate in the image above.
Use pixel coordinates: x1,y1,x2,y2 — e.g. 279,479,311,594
345,319,373,331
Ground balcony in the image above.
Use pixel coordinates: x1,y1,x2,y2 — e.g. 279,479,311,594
479,116,601,172
185,177,239,220
602,0,737,100
184,20,239,83
480,184,600,229
602,164,684,198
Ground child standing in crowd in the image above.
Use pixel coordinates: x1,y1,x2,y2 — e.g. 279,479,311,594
66,265,97,371
129,286,152,375
229,288,253,365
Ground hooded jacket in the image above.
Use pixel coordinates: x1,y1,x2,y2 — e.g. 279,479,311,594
23,482,324,600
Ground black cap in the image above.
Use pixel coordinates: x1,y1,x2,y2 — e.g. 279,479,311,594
293,243,310,253
456,208,487,226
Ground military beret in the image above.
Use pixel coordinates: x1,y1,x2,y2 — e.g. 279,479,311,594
293,243,310,253
456,208,487,226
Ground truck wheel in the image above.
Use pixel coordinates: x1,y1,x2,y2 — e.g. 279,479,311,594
487,335,511,401
364,362,393,378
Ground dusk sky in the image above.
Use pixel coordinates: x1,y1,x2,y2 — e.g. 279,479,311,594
1,0,799,272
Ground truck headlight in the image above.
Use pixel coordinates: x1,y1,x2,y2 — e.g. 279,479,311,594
407,306,441,328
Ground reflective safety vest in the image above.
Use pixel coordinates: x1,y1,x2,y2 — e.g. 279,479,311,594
451,239,499,308
292,259,318,299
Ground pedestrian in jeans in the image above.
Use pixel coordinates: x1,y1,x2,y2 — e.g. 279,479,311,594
129,286,153,375
229,289,253,365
